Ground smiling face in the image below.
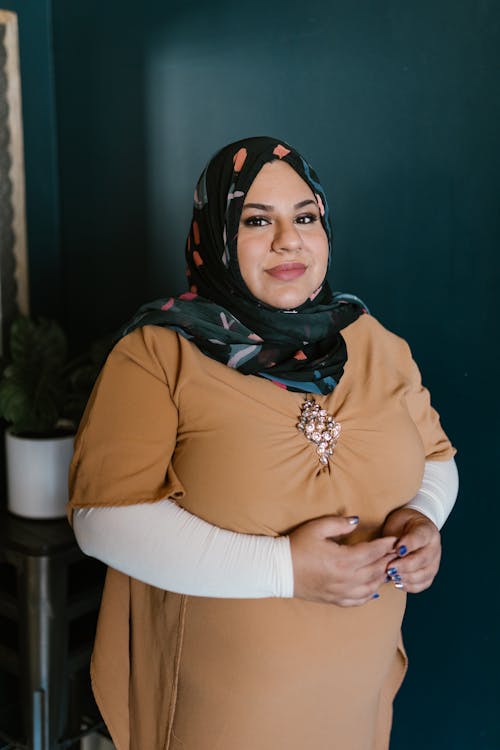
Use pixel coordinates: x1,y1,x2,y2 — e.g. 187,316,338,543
236,160,329,310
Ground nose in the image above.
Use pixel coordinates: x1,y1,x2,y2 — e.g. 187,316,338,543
270,221,302,253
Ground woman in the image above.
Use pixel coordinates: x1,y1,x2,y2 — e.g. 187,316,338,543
69,137,458,750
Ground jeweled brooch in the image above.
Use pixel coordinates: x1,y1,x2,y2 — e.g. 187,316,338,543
297,397,341,466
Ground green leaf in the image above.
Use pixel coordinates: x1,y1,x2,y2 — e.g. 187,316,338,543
0,315,104,434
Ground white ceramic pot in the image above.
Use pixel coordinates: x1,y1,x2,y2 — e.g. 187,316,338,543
6,430,74,519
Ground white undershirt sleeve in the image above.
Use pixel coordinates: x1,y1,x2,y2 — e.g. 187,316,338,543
73,457,458,598
73,500,295,598
403,457,459,529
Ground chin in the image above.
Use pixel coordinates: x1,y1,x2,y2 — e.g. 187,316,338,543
266,293,310,310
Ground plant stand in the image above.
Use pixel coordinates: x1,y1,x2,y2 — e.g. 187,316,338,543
0,510,106,749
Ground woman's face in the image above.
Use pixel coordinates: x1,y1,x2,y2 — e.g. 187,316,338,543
237,160,329,310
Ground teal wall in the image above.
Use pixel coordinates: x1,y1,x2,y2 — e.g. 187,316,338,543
2,0,62,318
10,0,500,747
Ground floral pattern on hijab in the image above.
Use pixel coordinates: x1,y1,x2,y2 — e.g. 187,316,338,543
118,136,367,394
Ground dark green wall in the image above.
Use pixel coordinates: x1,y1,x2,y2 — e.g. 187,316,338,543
2,0,62,318
14,0,500,747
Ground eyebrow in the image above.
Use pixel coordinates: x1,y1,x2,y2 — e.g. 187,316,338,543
241,199,318,211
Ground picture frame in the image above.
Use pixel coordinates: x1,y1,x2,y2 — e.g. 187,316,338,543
0,10,29,355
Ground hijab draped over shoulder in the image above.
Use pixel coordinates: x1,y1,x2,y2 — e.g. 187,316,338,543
119,136,366,394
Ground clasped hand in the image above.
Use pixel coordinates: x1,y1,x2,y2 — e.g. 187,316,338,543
290,508,441,606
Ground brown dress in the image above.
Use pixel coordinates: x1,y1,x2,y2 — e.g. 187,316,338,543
68,314,455,750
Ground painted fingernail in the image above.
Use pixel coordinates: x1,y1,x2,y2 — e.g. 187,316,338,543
372,593,380,599
398,545,408,556
387,567,398,576
394,582,404,589
348,516,359,525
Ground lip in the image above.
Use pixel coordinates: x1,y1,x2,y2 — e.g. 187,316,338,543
265,262,307,281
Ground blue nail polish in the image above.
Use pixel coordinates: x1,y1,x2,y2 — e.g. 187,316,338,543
393,575,402,582
387,567,398,576
348,516,359,525
372,593,380,599
394,582,404,589
398,545,408,556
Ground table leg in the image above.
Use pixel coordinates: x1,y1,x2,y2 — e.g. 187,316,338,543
17,555,68,750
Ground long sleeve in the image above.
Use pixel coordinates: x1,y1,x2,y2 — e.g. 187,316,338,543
73,457,457,598
403,457,458,529
73,498,294,598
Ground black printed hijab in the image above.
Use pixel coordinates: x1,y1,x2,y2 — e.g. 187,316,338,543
119,136,367,394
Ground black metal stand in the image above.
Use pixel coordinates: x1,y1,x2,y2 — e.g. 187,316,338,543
0,511,106,749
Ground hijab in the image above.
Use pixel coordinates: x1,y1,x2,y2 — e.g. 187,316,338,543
119,136,367,394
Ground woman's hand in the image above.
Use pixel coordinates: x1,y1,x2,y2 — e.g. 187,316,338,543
290,516,397,606
381,508,441,593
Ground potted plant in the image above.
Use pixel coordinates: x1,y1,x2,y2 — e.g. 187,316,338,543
0,316,105,518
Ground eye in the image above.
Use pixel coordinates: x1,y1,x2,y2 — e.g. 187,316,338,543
242,215,270,227
295,213,320,225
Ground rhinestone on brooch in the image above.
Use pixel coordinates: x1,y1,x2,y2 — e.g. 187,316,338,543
297,397,341,466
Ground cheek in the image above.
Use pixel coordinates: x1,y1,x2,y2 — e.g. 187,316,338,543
236,239,247,269
315,237,330,277
236,239,258,288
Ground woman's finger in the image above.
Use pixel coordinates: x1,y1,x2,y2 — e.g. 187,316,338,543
395,517,439,557
386,546,441,592
389,542,441,576
399,570,438,593
335,594,382,608
341,536,398,570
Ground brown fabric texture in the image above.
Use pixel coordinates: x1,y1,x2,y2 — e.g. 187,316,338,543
68,314,455,750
